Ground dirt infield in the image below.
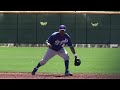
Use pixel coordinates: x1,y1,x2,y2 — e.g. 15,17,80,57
0,72,120,79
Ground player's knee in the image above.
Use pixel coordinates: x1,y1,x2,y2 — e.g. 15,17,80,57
64,55,69,60
40,59,47,65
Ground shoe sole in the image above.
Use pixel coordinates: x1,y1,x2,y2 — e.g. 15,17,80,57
32,72,35,75
65,73,73,76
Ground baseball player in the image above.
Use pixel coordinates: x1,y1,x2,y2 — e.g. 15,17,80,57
32,25,78,76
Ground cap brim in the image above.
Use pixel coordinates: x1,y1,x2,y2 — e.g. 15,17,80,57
59,29,66,31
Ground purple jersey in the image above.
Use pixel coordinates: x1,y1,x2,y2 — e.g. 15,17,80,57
47,32,72,51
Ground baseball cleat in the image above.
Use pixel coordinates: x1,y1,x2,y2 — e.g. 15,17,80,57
65,70,73,76
32,68,38,75
65,73,73,76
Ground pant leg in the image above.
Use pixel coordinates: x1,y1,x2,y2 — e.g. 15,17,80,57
40,48,57,65
58,48,70,71
57,48,69,60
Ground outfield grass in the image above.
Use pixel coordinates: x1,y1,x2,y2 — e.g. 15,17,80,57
0,47,120,74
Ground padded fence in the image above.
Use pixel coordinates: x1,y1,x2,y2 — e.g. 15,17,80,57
0,11,120,44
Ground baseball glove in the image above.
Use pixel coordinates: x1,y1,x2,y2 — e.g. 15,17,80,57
74,58,81,66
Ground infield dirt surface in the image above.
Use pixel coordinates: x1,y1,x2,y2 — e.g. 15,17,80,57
0,72,120,79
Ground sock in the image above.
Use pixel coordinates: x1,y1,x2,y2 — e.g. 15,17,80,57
64,60,69,71
35,62,41,69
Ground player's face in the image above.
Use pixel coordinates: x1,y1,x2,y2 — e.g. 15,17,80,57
59,30,65,36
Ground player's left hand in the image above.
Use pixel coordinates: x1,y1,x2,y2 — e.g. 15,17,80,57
74,57,81,66
74,54,81,66
75,55,77,59
74,54,78,59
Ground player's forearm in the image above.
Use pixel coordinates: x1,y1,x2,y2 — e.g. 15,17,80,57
70,46,77,58
70,46,76,54
46,40,52,48
46,40,50,45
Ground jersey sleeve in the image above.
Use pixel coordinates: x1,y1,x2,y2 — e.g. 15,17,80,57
47,35,54,43
47,32,56,43
66,33,73,47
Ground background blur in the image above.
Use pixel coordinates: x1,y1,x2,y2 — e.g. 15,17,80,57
0,11,120,48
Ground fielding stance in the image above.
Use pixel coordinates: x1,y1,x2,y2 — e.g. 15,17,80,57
32,25,78,76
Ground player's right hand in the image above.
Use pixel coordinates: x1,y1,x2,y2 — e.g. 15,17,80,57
46,40,52,48
47,43,52,48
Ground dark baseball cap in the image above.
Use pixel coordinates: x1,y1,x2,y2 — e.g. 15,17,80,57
59,25,66,31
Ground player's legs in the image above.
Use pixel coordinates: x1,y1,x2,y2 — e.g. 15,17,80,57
32,48,57,75
40,48,57,65
58,48,72,76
